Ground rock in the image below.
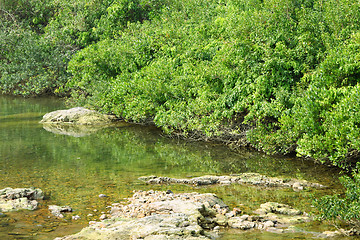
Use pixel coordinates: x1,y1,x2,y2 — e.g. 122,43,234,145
263,220,275,228
72,215,81,220
320,231,341,238
0,187,44,200
254,202,310,225
99,214,107,220
228,217,256,230
49,205,72,218
0,187,44,212
57,190,231,240
255,202,302,216
40,107,117,125
56,214,209,240
55,190,316,240
42,124,106,137
98,194,108,198
0,197,38,211
292,182,304,191
138,174,326,189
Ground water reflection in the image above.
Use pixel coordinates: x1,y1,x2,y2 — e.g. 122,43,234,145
0,96,345,239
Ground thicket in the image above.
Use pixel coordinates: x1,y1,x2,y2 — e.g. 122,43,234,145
1,0,360,227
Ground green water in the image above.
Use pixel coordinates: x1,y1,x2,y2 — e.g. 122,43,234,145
0,96,351,239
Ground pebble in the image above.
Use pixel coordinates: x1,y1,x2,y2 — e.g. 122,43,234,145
72,215,81,220
99,194,108,198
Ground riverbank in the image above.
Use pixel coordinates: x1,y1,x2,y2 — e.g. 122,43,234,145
0,96,353,239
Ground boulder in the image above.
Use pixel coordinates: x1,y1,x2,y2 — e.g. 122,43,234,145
40,107,117,125
0,187,44,200
0,187,44,212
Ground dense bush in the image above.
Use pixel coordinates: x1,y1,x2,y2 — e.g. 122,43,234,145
1,0,360,168
2,0,360,227
0,27,70,96
314,169,360,228
66,0,360,170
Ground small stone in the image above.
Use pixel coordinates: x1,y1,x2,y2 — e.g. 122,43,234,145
99,214,107,220
48,205,72,218
263,220,275,228
88,214,93,217
99,194,108,198
166,190,173,194
214,226,220,231
89,221,96,225
292,182,304,191
72,215,81,220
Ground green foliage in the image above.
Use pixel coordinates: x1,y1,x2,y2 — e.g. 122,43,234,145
314,169,360,227
2,0,360,169
0,27,70,96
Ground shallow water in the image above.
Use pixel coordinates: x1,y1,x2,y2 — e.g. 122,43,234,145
0,95,352,239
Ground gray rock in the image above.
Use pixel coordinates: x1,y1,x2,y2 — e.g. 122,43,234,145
72,215,81,220
0,187,43,212
255,202,302,216
40,107,117,125
0,197,38,211
228,217,256,230
0,187,44,200
55,190,316,240
49,205,72,218
138,174,326,189
254,202,311,225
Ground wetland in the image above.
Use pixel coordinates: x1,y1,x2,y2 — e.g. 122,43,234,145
0,96,352,239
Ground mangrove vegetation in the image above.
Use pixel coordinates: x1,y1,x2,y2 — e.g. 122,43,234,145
1,0,360,229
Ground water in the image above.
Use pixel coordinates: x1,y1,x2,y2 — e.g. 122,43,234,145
0,96,350,239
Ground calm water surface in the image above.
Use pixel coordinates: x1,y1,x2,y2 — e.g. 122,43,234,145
0,96,351,239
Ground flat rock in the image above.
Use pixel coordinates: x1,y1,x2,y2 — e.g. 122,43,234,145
138,174,326,189
40,107,117,125
54,190,315,240
254,202,311,225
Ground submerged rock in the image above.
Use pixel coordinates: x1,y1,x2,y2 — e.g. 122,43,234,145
138,173,326,189
0,187,44,212
40,107,117,125
42,124,106,137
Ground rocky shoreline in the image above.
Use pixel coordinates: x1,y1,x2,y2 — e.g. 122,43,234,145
0,186,356,239
0,109,352,239
55,190,312,240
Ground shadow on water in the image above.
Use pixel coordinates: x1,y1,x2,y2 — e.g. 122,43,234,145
0,96,349,239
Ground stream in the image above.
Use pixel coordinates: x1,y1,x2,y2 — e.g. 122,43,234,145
0,96,351,239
